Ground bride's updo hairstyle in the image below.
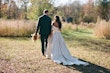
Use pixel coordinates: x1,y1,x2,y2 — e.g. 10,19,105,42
54,16,62,30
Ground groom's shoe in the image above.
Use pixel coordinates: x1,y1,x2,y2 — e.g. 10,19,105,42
42,50,46,56
42,52,45,57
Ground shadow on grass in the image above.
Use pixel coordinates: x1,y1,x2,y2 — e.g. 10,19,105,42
66,59,110,73
64,34,110,53
74,38,110,53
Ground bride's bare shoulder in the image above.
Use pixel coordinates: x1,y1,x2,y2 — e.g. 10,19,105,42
52,21,58,27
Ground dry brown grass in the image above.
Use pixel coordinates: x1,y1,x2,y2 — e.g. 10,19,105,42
0,37,82,73
0,23,110,73
0,19,36,37
1,19,110,39
62,22,79,31
0,37,110,73
94,20,110,39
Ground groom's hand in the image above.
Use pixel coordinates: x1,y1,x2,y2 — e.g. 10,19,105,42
35,32,37,35
34,33,37,40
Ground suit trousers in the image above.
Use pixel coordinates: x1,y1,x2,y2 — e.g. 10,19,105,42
40,35,48,55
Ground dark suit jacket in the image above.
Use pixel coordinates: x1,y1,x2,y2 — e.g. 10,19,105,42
36,15,51,36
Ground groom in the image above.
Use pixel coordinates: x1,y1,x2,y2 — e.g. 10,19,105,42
35,9,52,56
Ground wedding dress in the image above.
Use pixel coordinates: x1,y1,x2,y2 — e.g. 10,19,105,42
46,26,89,66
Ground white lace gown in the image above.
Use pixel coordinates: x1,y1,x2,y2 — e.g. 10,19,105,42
46,26,89,66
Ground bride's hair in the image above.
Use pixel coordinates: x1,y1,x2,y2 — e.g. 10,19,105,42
54,16,62,30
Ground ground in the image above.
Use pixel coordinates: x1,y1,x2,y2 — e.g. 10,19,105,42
0,28,110,73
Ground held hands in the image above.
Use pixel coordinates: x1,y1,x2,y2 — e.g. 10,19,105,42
49,32,53,37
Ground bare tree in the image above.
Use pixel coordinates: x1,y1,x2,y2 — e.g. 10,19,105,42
7,0,18,19
23,0,29,19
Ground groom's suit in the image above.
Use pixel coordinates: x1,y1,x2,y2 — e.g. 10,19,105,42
36,15,51,55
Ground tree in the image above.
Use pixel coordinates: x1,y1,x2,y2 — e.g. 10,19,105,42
58,0,82,24
0,0,1,18
36,0,54,18
96,0,110,21
25,0,55,20
7,1,19,19
82,0,96,23
72,0,82,24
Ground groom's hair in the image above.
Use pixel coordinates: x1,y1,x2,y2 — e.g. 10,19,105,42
43,9,49,14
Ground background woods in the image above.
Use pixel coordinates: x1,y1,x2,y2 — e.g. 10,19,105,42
0,0,110,38
0,0,109,21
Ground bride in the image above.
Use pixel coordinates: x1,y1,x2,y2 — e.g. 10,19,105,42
46,16,89,66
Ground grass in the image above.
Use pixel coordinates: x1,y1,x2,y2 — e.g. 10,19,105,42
94,20,110,39
0,19,36,37
0,27,110,73
62,27,110,69
0,19,110,39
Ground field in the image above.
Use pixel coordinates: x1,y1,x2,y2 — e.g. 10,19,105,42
0,26,110,73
